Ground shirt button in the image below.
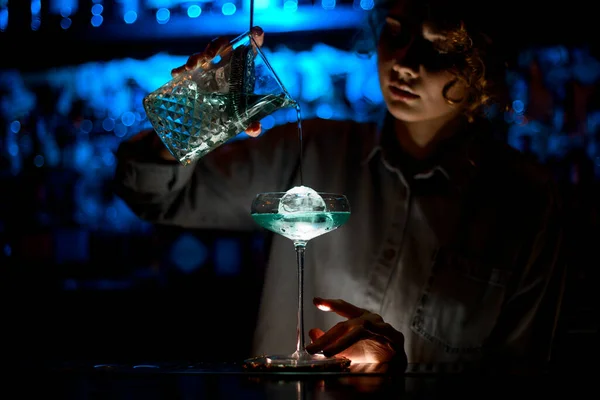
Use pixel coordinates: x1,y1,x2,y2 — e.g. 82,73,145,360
383,249,396,261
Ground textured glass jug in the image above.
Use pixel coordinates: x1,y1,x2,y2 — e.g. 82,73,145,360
143,31,296,165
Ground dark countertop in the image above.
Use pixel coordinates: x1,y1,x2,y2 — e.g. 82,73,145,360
8,360,597,399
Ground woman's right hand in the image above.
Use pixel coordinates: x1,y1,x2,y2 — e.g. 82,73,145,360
170,26,265,138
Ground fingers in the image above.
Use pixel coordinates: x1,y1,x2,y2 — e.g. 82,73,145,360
306,298,405,361
321,327,367,357
305,320,352,354
197,36,230,65
245,121,262,137
313,297,367,319
170,36,230,77
308,328,325,343
171,27,266,78
170,64,186,78
306,320,368,357
251,26,265,47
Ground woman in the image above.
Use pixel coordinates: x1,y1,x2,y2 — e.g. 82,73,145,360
114,0,565,371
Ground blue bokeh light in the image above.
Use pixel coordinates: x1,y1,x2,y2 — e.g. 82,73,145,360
80,120,93,134
102,118,115,132
91,14,103,27
283,0,298,12
360,0,374,10
322,0,336,10
156,8,170,24
187,5,201,18
10,121,21,133
169,234,208,273
316,103,333,119
33,154,45,168
114,123,128,137
124,10,137,24
8,144,18,157
91,4,103,15
512,99,525,114
60,17,72,29
121,111,136,127
222,3,236,16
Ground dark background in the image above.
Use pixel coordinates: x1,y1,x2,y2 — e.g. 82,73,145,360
1,0,599,368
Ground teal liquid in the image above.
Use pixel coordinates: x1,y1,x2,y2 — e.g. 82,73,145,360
251,211,351,242
144,88,291,164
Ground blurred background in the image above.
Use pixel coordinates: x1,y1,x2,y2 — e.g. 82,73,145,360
1,0,599,368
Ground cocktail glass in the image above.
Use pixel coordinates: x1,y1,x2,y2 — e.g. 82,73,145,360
244,189,352,371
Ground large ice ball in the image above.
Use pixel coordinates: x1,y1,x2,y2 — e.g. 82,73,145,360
278,186,326,214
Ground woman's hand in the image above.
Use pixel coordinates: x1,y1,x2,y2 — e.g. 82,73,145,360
305,297,408,366
170,26,265,137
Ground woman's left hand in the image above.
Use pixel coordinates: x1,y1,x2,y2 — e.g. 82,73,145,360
305,297,408,365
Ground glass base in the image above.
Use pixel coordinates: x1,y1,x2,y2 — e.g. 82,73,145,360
243,351,351,372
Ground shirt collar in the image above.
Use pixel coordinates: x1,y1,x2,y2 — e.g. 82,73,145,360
362,112,486,190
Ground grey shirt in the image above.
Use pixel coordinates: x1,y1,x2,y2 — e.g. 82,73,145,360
114,116,565,367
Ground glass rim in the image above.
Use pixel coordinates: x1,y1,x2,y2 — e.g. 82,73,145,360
253,191,348,198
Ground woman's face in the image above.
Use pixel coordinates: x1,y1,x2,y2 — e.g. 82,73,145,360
377,1,467,124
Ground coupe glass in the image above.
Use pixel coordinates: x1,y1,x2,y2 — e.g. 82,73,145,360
244,190,352,371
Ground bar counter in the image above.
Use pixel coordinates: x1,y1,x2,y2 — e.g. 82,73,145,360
10,360,592,399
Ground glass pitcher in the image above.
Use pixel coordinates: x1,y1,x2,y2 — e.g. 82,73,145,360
143,31,296,165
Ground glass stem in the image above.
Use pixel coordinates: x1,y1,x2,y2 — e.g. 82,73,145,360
294,240,307,355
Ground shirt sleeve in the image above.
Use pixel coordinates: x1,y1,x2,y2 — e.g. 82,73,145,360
112,124,300,230
482,179,567,373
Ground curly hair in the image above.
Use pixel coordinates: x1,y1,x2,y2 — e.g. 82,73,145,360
354,0,508,123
